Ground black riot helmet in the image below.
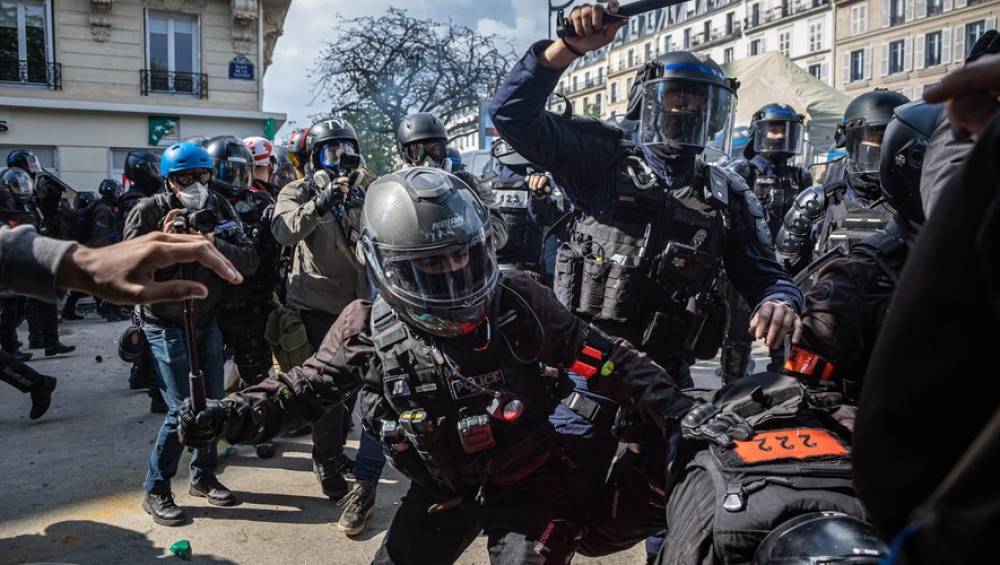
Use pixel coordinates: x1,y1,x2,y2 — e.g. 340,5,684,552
491,138,534,176
308,117,359,173
98,178,121,203
836,89,910,199
76,191,97,209
124,150,163,195
361,167,498,338
270,145,296,189
6,149,43,177
746,103,805,161
753,512,888,564
397,113,450,169
0,167,33,200
626,51,738,157
202,135,253,197
879,101,944,226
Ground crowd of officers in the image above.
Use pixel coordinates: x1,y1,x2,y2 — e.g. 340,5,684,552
2,3,997,562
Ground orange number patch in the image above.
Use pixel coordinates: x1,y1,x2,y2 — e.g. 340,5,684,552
731,428,847,464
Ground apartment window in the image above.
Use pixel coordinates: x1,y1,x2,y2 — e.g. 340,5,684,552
926,0,943,16
595,93,602,113
703,21,711,41
889,0,905,26
966,20,987,59
611,81,618,103
808,63,822,78
598,67,604,83
850,49,865,81
628,48,635,67
0,0,54,86
684,28,691,48
781,0,791,16
750,3,760,27
925,31,942,66
808,19,824,52
572,76,578,91
664,34,672,52
145,11,202,96
750,38,763,56
779,30,791,57
645,42,652,62
724,47,734,63
850,5,867,35
726,12,735,35
888,39,905,74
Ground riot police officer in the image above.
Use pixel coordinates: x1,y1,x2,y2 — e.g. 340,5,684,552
180,167,750,563
775,89,910,275
489,5,803,390
487,139,566,280
786,100,943,407
721,104,813,383
396,112,509,250
0,168,40,361
203,136,279,442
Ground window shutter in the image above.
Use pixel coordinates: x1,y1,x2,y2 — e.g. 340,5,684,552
942,0,953,11
942,27,952,64
905,0,914,21
862,5,868,32
821,61,829,83
865,47,873,79
954,25,965,61
915,33,925,68
955,0,967,8
904,36,913,70
843,50,851,84
987,17,996,31
881,43,890,75
916,0,926,18
882,0,891,27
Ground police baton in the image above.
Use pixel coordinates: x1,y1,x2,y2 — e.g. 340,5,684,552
556,0,686,39
180,263,207,414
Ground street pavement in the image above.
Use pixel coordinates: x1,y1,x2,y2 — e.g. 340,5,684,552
0,316,771,565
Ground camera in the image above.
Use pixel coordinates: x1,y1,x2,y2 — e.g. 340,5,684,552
172,208,218,234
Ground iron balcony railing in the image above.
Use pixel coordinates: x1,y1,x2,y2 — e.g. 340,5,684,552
0,59,62,89
140,69,208,99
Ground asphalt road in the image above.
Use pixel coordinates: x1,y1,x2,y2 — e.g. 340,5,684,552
0,316,771,565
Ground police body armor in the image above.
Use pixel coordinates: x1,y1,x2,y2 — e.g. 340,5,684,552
554,149,739,365
491,176,543,272
362,283,570,493
816,193,893,257
730,159,811,239
663,373,866,564
225,188,279,307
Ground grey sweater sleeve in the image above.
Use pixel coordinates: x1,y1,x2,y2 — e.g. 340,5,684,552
0,225,77,302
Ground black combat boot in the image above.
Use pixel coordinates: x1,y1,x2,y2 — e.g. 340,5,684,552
142,491,187,526
313,460,349,501
189,476,237,506
337,481,377,536
0,353,57,419
44,342,75,356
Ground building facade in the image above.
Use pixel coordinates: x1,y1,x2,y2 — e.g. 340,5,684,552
0,0,290,190
834,0,998,99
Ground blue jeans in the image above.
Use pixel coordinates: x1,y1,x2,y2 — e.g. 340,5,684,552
143,320,225,494
354,428,386,484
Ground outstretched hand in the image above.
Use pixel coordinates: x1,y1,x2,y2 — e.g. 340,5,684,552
57,231,243,305
749,301,802,349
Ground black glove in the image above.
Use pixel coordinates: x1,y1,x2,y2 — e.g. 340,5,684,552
313,185,344,215
680,402,753,447
178,398,228,449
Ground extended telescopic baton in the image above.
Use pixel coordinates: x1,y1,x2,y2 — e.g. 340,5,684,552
556,0,687,39
180,262,207,414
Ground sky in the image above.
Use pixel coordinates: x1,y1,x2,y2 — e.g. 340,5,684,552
262,0,557,139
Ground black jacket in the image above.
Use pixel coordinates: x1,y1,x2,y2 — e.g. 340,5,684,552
123,191,259,327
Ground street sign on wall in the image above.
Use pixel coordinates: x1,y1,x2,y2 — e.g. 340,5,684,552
229,54,255,80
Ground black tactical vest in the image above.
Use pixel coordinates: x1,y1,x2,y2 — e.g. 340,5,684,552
362,287,569,492
753,173,803,237
223,188,279,307
664,374,865,564
816,186,892,256
554,152,731,363
491,176,544,269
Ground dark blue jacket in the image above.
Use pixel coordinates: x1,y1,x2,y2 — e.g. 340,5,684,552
489,41,802,312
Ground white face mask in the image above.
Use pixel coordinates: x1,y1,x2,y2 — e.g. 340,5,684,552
175,182,208,210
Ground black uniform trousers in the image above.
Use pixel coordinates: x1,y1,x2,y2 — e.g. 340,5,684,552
0,297,26,353
217,301,275,387
26,299,59,348
300,308,353,467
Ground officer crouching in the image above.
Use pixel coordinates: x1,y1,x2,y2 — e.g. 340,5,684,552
178,168,752,563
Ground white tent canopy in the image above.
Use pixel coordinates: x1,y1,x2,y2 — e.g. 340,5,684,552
722,52,851,160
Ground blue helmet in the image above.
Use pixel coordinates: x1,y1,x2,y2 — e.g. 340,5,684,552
160,142,214,178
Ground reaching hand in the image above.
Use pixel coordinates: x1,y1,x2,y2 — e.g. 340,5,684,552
681,402,753,447
749,301,802,349
56,232,243,305
527,174,552,198
178,398,229,449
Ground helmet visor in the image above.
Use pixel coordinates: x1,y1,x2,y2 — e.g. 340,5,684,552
403,140,448,168
213,156,251,190
20,154,42,174
845,125,885,174
639,79,735,154
754,120,803,155
3,170,33,196
318,141,358,172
